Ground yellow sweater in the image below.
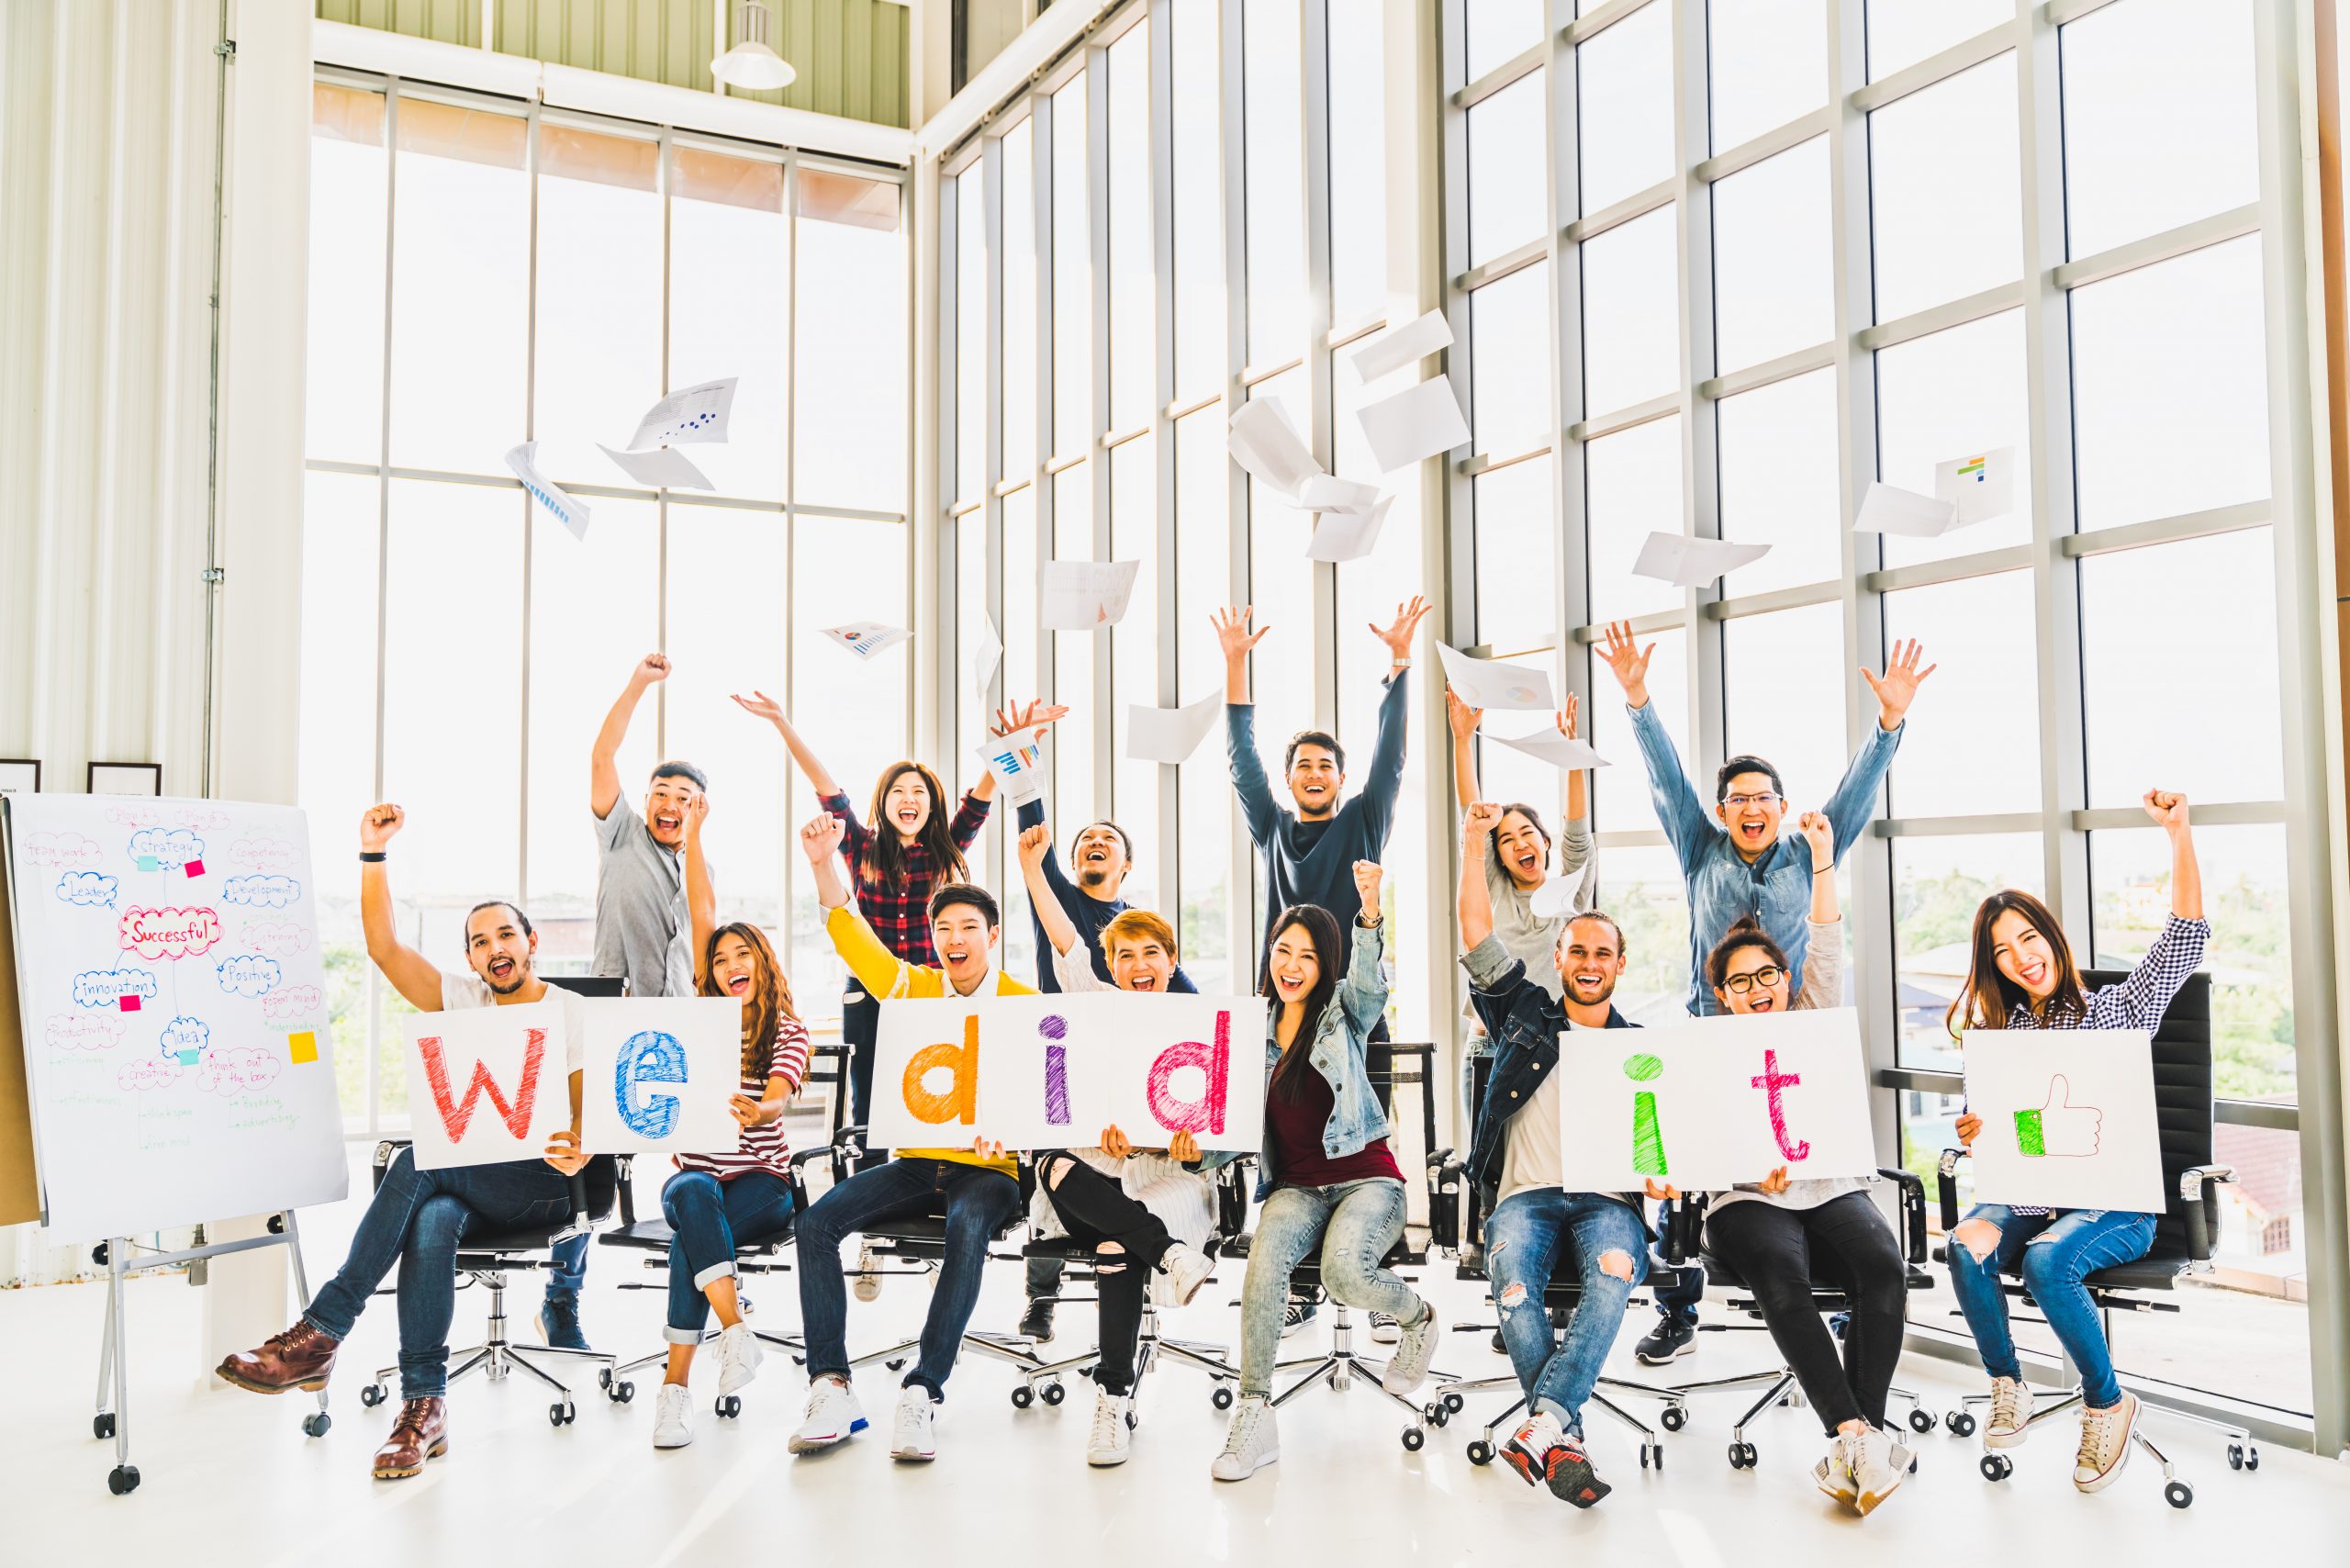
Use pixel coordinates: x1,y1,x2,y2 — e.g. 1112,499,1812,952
826,904,1032,1175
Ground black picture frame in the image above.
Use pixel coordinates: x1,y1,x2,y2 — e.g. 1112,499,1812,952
0,759,38,797
85,762,162,797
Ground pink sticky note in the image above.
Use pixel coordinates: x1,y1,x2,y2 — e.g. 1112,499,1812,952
185,858,206,878
119,994,142,1013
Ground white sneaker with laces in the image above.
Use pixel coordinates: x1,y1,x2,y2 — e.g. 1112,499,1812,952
1380,1304,1438,1395
1210,1394,1279,1481
1158,1243,1214,1307
890,1384,939,1462
2073,1393,2139,1493
651,1383,694,1450
787,1376,867,1454
1280,1300,1315,1338
1369,1311,1402,1345
854,1242,882,1303
714,1322,764,1396
1086,1390,1135,1467
1851,1426,1911,1516
1813,1430,1860,1506
1985,1375,2033,1449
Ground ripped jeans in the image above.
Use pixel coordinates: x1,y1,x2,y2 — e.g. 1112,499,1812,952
1239,1178,1422,1397
1486,1190,1648,1434
1945,1203,2154,1410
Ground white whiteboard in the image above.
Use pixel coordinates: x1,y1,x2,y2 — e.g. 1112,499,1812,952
3,794,347,1239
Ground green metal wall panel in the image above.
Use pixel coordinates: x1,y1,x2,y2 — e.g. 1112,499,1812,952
494,0,719,95
316,0,479,47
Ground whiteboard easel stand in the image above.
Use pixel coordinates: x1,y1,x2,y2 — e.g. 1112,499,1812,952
93,1211,322,1495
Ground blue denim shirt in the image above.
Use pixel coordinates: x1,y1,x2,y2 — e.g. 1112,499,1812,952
1628,700,1902,1015
1254,920,1391,1200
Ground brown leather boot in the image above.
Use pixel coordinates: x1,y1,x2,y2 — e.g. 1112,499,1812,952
216,1321,341,1394
372,1397,450,1480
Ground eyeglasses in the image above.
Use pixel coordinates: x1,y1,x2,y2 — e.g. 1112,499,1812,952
1721,966,1786,994
1719,792,1783,809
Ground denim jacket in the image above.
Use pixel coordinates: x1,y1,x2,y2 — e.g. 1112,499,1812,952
1460,936,1647,1223
1628,700,1901,1015
1255,920,1392,1200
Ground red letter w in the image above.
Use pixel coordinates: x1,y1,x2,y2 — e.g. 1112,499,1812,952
417,1028,547,1141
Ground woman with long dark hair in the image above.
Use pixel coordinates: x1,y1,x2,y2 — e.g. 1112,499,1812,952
647,798,812,1450
1943,790,2207,1495
1209,862,1437,1483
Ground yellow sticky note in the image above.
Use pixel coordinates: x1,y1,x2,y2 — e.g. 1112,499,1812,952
287,1031,319,1065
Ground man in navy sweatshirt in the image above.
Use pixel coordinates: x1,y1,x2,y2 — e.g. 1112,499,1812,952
1013,796,1199,995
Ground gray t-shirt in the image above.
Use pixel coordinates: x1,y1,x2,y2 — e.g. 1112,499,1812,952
590,790,696,998
1463,819,1595,1025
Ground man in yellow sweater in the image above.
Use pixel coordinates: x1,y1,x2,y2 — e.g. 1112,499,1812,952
786,812,1032,1465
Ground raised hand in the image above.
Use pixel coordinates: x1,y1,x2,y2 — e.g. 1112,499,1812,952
632,652,673,688
1598,621,1654,707
1557,693,1580,740
1445,687,1483,741
1861,638,1937,730
800,813,845,866
684,794,711,839
1796,809,1833,870
1017,822,1054,872
2143,788,2189,834
1212,605,1270,665
729,689,785,726
991,700,1071,739
1371,595,1432,663
1353,859,1384,916
360,802,406,851
1462,801,1505,846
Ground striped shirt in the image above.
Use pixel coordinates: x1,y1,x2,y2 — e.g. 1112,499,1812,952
822,789,991,965
1998,913,2210,1216
675,1014,812,1184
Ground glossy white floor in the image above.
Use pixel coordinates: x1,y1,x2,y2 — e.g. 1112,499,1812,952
7,1206,2344,1566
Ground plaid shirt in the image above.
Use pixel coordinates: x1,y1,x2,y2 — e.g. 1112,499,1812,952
2000,913,2210,1215
822,789,991,965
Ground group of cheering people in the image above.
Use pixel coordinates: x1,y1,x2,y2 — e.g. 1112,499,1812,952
212,598,2211,1518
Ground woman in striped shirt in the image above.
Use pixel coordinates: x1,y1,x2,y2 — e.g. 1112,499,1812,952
1943,789,2209,1495
649,800,814,1450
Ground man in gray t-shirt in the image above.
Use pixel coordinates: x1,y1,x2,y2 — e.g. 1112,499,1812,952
588,652,709,1001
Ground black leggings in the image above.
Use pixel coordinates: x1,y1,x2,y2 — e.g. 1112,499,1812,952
1036,1153,1176,1395
1702,1192,1908,1433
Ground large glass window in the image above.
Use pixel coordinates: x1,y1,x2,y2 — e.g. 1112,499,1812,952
1867,57,2022,322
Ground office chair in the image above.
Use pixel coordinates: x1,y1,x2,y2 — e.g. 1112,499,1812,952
1663,1169,1940,1470
355,1141,621,1426
1933,970,2247,1509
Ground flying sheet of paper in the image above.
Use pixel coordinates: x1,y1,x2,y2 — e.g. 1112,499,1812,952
1934,445,2016,527
1306,496,1394,563
1226,398,1325,496
1852,480,1961,537
1630,532,1772,588
1041,559,1143,631
504,442,591,541
1349,308,1455,384
821,622,912,662
624,377,737,450
1486,728,1611,772
598,442,712,490
1435,642,1556,712
1357,375,1472,473
975,726,1049,807
970,614,1003,703
1528,873,1584,923
1296,474,1382,514
1124,690,1225,765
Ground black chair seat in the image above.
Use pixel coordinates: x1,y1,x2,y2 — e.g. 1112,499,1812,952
597,1215,796,1254
455,1226,574,1259
1699,1253,1938,1298
2086,1250,2188,1292
1022,1235,1102,1260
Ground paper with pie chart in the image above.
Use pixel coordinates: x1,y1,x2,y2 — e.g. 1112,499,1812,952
1961,1029,2165,1215
1436,643,1556,712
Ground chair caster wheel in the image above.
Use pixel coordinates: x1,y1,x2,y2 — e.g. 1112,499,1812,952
107,1464,140,1495
2244,1447,2259,1471
1908,1407,1936,1434
1639,1444,1651,1469
1979,1452,2012,1482
1011,1385,1035,1409
1661,1405,1687,1432
886,1359,906,1372
1946,1410,1976,1438
1467,1439,1494,1466
716,1394,741,1419
598,1369,613,1390
302,1412,331,1439
359,1383,386,1408
610,1381,635,1405
1401,1426,1425,1451
2165,1481,2193,1509
1443,1393,1465,1414
1425,1404,1449,1428
1211,1385,1235,1410
549,1401,576,1427
1651,1443,1665,1471
2227,1442,2246,1470
93,1414,115,1439
1728,1441,1756,1469
1040,1381,1066,1406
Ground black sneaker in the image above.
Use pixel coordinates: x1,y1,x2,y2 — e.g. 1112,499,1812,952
1634,1317,1695,1365
1281,1300,1317,1338
1018,1298,1057,1344
536,1294,589,1352
1490,1327,1508,1355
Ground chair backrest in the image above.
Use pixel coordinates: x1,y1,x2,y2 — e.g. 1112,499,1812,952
579,1152,621,1225
2079,969,2211,1255
546,974,627,998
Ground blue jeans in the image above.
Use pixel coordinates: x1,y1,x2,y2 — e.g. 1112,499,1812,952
1946,1203,2155,1410
1486,1190,1648,1434
1239,1178,1423,1396
794,1157,1020,1400
1651,1197,1702,1326
660,1169,797,1343
303,1147,572,1399
544,1233,589,1305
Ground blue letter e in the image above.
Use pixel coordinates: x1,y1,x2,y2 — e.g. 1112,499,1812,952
617,1029,687,1137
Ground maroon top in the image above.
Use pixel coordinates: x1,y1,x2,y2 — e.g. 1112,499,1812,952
1267,1058,1404,1189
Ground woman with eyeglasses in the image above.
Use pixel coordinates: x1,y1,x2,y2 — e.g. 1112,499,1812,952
1648,811,1914,1516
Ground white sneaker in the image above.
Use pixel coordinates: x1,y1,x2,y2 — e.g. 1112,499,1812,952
713,1322,764,1396
1158,1243,1214,1306
1851,1426,1911,1516
1210,1394,1279,1482
890,1384,939,1463
651,1383,694,1450
1380,1304,1438,1395
1369,1310,1402,1345
1280,1299,1315,1338
787,1376,867,1454
1086,1390,1135,1467
1813,1430,1860,1506
854,1242,881,1303
2073,1393,2139,1493
1985,1375,2033,1449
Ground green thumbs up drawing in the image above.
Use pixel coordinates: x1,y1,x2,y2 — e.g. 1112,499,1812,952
2013,1074,2103,1159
